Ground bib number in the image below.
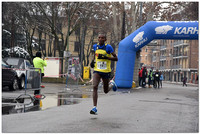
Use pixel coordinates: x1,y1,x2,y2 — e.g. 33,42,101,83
97,61,107,70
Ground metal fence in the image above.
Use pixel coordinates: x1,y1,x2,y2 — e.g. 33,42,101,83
26,68,41,89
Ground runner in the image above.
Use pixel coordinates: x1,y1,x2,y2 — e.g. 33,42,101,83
90,33,118,115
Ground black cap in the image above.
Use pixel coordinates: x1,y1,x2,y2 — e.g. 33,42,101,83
36,52,42,58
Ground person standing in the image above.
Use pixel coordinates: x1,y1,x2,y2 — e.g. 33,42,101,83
138,68,143,86
182,76,187,87
142,66,147,88
90,33,118,115
160,72,164,88
154,69,160,88
33,51,47,90
152,71,156,88
195,75,198,84
148,69,153,88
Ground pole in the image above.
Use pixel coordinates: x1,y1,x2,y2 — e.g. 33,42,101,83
65,3,71,88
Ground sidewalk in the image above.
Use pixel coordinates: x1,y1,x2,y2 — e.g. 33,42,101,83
163,81,198,87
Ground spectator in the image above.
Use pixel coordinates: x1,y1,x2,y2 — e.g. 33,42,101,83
154,69,160,88
142,66,147,88
138,68,142,86
148,69,153,88
196,75,198,84
183,76,187,87
160,72,164,88
33,51,47,90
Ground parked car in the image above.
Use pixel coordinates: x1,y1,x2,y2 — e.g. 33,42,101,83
3,57,33,89
2,60,19,90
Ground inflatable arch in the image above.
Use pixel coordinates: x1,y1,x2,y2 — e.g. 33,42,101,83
115,21,198,88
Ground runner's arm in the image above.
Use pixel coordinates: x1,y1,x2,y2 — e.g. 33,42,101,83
108,52,118,61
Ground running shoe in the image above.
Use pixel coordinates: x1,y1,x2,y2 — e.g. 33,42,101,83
90,107,98,115
110,80,117,92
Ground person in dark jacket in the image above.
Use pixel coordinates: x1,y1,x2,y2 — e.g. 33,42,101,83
154,69,160,88
148,69,153,88
182,76,187,87
142,66,147,88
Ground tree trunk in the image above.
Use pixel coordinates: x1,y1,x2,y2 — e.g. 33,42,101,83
80,22,87,77
112,3,118,41
48,34,53,57
121,4,126,40
44,33,47,56
38,29,42,51
10,14,15,57
112,3,119,71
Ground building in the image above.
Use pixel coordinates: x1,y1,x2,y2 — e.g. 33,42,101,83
140,39,199,84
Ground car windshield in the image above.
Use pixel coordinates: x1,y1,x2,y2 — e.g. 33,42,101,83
4,58,32,69
2,61,9,68
6,58,19,66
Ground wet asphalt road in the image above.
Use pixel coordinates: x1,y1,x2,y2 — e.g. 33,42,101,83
2,82,199,133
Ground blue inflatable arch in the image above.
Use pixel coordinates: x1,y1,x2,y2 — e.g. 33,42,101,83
115,21,198,88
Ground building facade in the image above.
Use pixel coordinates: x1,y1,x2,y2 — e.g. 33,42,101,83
140,39,198,84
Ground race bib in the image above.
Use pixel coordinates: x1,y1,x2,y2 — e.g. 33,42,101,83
156,74,159,77
97,61,107,70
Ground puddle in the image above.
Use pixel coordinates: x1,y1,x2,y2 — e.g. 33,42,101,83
41,93,91,110
2,93,91,115
2,97,40,115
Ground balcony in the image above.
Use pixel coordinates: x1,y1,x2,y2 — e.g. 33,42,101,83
159,66,166,70
173,40,184,45
152,57,157,62
160,56,166,61
173,52,188,59
160,45,166,50
174,41,189,47
171,65,182,69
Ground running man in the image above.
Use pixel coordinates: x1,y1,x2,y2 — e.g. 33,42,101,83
90,33,118,115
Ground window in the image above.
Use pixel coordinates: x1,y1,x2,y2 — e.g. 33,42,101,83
54,40,62,50
25,60,31,68
19,62,25,69
74,42,80,52
6,58,19,66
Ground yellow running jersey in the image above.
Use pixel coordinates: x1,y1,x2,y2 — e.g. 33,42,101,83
94,44,112,73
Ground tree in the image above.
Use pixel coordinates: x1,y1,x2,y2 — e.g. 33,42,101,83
3,2,197,76
143,2,198,21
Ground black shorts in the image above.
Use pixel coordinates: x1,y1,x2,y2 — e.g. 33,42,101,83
94,71,111,79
